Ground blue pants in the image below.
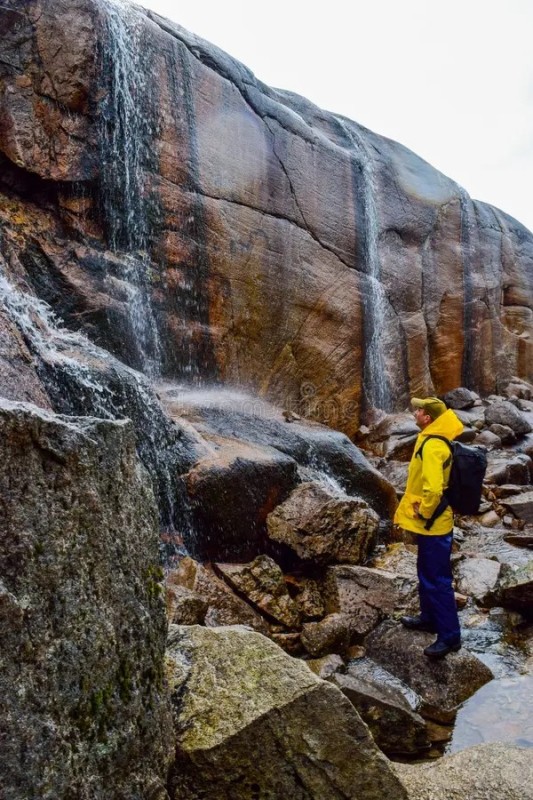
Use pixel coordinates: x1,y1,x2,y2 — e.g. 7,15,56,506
417,533,460,644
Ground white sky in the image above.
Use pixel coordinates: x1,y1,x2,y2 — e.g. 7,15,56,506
138,0,533,232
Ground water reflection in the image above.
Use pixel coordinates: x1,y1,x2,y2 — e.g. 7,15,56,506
448,675,533,752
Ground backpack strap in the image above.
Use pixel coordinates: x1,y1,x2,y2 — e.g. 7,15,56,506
415,435,453,531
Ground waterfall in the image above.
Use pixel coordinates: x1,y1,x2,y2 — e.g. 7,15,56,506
459,188,476,387
0,259,197,534
337,119,391,412
98,0,162,377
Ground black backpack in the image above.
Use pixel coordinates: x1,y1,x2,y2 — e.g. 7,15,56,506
416,435,488,529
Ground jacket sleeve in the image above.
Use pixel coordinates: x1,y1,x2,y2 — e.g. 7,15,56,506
418,440,450,519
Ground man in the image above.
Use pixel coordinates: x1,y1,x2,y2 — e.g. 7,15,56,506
394,396,464,659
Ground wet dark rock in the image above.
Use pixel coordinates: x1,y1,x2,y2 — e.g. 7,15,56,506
164,394,398,519
442,387,479,409
364,622,494,723
485,401,532,436
166,625,408,800
0,400,172,799
266,481,379,566
501,490,533,524
333,661,429,756
493,562,533,617
183,437,298,562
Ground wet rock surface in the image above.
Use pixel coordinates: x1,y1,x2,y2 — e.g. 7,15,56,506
394,742,533,800
266,481,379,565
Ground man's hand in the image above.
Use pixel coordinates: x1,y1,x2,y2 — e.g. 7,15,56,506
413,502,423,519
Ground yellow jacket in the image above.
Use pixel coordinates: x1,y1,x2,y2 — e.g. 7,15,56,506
394,409,464,536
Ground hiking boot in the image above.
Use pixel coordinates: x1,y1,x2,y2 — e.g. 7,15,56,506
423,638,461,659
400,615,437,633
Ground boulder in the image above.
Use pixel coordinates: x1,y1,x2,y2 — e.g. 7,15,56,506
442,387,478,409
485,453,532,485
215,555,300,628
394,742,533,800
301,613,356,657
501,490,533,524
165,625,408,800
184,437,298,561
333,660,429,756
453,557,502,604
488,423,518,444
266,481,379,566
364,622,494,723
484,401,532,436
0,400,172,800
165,584,208,625
324,565,417,634
493,562,533,616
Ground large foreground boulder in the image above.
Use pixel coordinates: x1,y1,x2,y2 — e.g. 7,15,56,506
0,400,172,800
394,742,533,800
166,625,408,800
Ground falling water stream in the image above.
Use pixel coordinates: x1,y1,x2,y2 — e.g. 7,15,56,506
338,118,391,413
99,0,162,377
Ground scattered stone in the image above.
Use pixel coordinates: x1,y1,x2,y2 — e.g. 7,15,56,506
293,578,325,620
503,532,533,548
306,653,345,679
166,584,208,625
189,564,270,635
474,429,501,448
500,490,533,524
488,423,517,444
301,613,356,657
493,562,533,616
478,509,501,527
215,555,300,628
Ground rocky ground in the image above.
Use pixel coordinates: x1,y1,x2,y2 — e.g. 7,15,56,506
159,379,533,797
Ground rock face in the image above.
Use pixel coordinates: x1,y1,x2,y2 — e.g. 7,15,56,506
1,0,532,436
166,624,408,800
0,399,172,800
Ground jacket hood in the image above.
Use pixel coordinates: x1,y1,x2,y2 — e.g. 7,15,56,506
417,408,464,442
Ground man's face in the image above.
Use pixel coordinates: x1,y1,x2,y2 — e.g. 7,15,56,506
414,407,432,429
